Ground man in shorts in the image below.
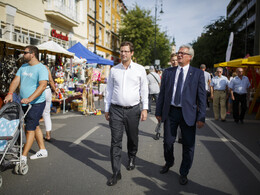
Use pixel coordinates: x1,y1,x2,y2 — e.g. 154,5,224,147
4,45,49,163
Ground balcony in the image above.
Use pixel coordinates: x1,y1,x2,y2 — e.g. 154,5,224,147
45,0,79,27
0,21,69,48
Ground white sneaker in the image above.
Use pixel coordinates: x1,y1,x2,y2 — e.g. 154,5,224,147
30,150,48,160
16,155,27,164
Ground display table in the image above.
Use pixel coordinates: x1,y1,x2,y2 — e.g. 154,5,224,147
52,98,67,114
52,93,82,114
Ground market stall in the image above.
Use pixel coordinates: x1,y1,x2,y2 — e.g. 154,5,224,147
214,55,260,119
0,38,28,108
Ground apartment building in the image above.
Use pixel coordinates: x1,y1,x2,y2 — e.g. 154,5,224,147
0,0,89,49
87,0,126,63
0,0,126,62
227,0,260,55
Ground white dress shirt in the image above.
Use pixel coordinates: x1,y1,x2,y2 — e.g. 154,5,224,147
104,60,149,112
171,64,190,107
229,76,250,94
210,75,229,90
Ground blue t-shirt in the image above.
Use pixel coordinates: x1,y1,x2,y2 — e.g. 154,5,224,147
16,63,48,104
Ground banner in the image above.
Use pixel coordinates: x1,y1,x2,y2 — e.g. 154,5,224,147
226,32,234,62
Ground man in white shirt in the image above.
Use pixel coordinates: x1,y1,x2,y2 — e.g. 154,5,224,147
104,41,148,186
229,68,251,123
170,53,182,143
210,67,229,121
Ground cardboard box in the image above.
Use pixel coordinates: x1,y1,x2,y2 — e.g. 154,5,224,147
71,102,78,111
78,103,83,112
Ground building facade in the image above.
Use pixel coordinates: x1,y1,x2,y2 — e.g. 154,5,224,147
227,0,260,55
87,0,126,64
0,0,126,62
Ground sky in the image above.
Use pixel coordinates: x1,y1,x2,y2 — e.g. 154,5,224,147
123,0,230,51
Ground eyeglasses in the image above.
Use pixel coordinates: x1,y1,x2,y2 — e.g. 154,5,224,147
176,52,190,56
120,50,131,53
23,51,31,55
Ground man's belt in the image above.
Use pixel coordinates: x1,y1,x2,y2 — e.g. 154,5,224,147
214,90,225,92
112,104,139,109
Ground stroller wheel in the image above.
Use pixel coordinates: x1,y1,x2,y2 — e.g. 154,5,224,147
14,164,20,174
19,164,29,175
0,175,2,187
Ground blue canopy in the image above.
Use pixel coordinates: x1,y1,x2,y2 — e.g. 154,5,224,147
68,42,114,65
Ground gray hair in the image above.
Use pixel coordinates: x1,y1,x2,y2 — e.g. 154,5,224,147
179,44,194,60
216,67,223,72
200,64,206,69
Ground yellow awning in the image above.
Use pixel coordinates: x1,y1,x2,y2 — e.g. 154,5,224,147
248,55,260,62
214,55,260,68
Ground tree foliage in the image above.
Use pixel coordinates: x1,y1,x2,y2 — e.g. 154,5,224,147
119,5,171,67
191,16,245,70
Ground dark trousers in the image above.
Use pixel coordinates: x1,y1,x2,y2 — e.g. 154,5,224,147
109,104,141,173
148,93,159,112
206,91,211,108
233,93,247,121
164,106,196,176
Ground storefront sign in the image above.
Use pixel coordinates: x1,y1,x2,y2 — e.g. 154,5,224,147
51,29,68,41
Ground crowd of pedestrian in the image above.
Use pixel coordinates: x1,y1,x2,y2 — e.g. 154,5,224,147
2,41,252,188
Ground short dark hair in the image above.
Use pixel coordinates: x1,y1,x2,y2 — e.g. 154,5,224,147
170,53,177,58
120,41,134,52
25,45,39,60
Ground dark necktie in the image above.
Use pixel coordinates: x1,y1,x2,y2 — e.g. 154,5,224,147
174,68,183,105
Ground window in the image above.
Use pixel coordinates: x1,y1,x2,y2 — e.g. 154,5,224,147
105,0,111,23
105,31,110,48
99,2,103,21
99,27,102,44
89,0,95,17
117,3,120,13
116,19,119,33
89,21,94,42
112,15,115,32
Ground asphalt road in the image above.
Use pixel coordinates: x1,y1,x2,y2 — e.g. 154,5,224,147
1,102,260,195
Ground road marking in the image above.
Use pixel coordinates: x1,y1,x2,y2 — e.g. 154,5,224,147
69,126,101,147
207,119,260,164
206,119,260,182
51,114,84,119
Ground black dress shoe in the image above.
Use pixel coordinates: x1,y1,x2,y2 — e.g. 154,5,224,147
240,120,244,124
127,158,135,171
154,133,160,140
160,164,172,174
179,175,188,185
107,172,122,186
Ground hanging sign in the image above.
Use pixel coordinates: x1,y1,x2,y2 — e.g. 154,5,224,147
51,29,68,41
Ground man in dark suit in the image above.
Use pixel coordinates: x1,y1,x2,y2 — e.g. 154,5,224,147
155,44,206,185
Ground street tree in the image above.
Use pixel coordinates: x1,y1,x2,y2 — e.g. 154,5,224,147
191,16,244,69
119,5,171,67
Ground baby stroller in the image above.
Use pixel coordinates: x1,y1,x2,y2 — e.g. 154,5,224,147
0,102,31,187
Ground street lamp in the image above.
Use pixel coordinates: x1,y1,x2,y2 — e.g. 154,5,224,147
94,0,97,54
154,0,164,68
